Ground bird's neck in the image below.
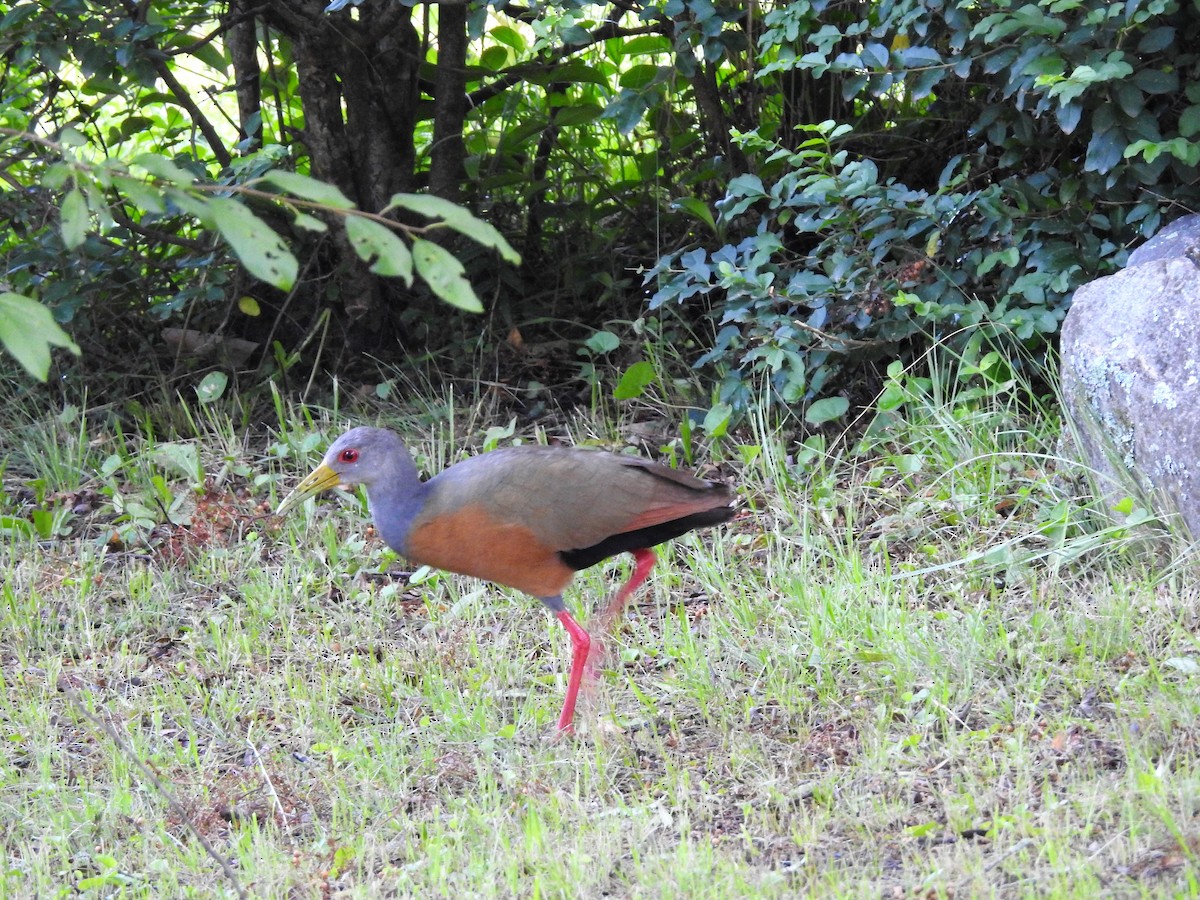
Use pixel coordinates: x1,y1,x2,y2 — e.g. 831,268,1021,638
363,452,428,555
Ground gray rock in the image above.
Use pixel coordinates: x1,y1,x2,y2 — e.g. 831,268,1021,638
1125,213,1200,269
1060,257,1200,537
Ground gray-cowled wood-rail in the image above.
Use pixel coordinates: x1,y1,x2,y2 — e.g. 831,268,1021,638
276,426,735,732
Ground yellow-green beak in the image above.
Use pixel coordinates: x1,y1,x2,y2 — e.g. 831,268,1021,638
276,463,343,516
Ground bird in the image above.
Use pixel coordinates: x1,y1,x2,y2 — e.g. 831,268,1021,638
275,426,735,732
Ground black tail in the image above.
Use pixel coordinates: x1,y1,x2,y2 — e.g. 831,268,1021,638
558,505,735,571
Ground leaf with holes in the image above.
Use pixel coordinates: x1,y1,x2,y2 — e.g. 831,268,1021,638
387,194,520,263
207,197,298,290
412,239,483,312
346,216,413,281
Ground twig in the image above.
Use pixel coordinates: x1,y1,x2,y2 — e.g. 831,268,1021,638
62,685,248,900
246,736,292,842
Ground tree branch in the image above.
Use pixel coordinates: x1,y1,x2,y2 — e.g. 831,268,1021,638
466,22,664,110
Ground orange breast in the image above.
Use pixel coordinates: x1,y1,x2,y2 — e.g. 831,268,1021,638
405,504,576,598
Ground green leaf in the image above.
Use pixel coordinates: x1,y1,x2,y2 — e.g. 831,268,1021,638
620,64,660,90
614,361,657,400
164,188,210,221
554,105,604,126
412,239,484,312
673,196,716,232
0,516,36,539
195,371,228,404
617,35,671,57
259,171,355,209
133,153,194,186
490,25,526,52
0,292,81,380
152,442,202,483
479,45,510,72
1164,656,1200,675
386,194,521,263
1180,105,1200,139
206,198,298,290
702,402,734,437
345,216,414,281
805,396,849,424
291,212,329,232
60,187,88,249
112,175,166,213
584,330,620,355
978,246,1019,275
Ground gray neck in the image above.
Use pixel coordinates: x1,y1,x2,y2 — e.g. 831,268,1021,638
363,446,428,555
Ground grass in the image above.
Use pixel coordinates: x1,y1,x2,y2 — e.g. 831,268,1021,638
1,369,1199,898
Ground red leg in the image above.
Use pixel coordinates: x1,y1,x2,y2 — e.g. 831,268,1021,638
554,550,656,733
598,548,657,631
555,609,591,733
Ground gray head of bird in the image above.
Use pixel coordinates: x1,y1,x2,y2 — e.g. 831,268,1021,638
275,426,412,515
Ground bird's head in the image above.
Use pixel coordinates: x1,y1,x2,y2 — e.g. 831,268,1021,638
276,426,404,515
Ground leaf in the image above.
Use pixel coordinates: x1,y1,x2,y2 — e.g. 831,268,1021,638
152,442,201,482
614,361,657,400
345,216,414,281
411,239,484,312
386,194,520,263
291,212,328,232
0,292,81,380
489,24,526,52
132,153,194,186
1164,657,1199,675
195,371,228,404
673,196,716,232
60,188,88,249
0,516,36,539
112,175,166,213
1180,105,1200,139
620,64,661,90
206,197,298,290
806,396,849,424
702,402,733,437
259,171,355,209
238,296,261,316
584,330,620,355
554,105,603,126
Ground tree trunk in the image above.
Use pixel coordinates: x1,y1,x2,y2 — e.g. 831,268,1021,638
429,0,468,201
226,0,263,150
257,1,423,347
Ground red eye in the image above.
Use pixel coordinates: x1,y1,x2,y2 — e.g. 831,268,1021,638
339,448,359,464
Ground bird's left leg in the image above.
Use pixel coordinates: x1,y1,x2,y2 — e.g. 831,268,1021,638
585,548,657,680
541,595,591,733
598,548,657,632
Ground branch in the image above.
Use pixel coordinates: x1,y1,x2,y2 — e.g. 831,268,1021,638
466,21,664,109
164,4,272,59
149,57,233,168
109,205,212,253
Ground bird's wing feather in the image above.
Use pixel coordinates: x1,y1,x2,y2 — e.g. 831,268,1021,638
420,446,730,553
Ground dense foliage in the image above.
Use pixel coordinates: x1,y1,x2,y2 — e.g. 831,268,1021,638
1,0,1197,418
650,0,1200,409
